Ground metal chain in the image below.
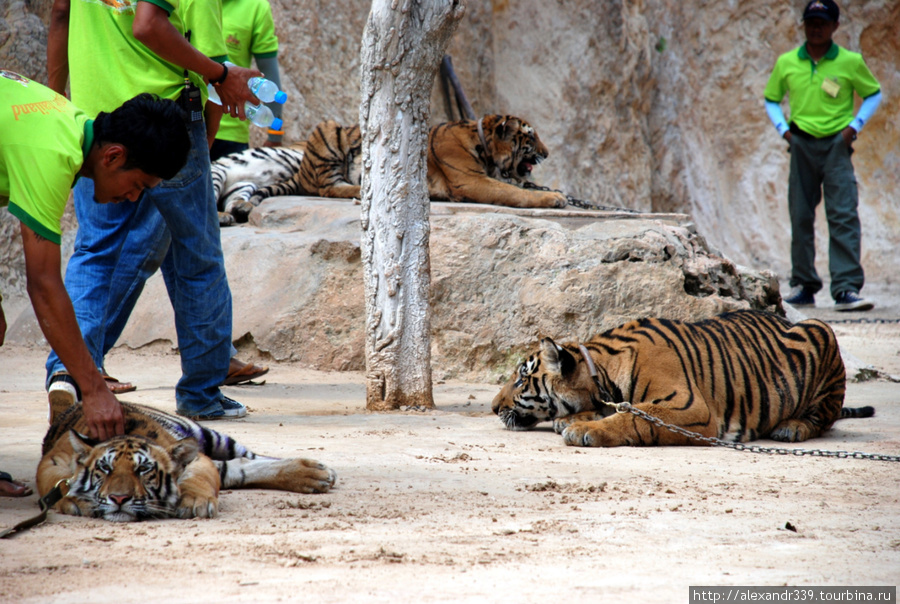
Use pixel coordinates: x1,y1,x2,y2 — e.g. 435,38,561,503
521,182,640,213
604,401,900,462
824,317,900,325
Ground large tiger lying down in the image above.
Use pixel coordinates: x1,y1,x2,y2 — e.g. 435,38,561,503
492,310,874,447
212,114,566,225
37,402,336,522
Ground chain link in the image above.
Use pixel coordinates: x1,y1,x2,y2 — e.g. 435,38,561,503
824,317,900,325
605,401,900,462
521,182,640,213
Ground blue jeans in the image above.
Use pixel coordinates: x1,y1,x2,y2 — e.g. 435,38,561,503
46,118,233,417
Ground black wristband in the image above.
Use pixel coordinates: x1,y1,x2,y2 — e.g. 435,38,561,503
209,63,228,85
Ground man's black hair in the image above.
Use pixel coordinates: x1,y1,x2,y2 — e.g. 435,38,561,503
92,93,192,180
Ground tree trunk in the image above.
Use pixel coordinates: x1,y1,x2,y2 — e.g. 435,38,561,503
359,0,465,411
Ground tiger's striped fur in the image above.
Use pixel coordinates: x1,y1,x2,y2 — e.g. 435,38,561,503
211,145,305,226
248,120,362,202
426,114,566,208
211,115,564,223
37,402,336,521
492,310,873,447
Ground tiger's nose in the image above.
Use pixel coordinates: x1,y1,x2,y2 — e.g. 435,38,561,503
109,494,131,506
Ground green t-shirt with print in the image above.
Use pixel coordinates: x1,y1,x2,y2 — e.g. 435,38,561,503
67,0,228,116
764,42,881,139
216,0,279,144
0,71,91,245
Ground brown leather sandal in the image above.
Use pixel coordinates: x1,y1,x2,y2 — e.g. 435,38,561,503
224,358,269,385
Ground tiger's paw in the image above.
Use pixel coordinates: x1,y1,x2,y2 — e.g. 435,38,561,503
562,423,612,447
176,494,219,519
553,417,573,434
287,459,338,494
543,191,568,209
769,420,813,443
217,211,235,227
554,412,605,434
56,497,85,517
230,200,256,223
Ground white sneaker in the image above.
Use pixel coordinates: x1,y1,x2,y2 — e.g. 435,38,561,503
48,374,81,424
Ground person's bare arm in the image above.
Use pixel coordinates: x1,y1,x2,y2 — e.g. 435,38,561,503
47,0,71,94
205,102,224,148
21,223,124,440
132,2,260,119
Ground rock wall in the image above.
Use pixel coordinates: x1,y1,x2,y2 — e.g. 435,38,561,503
8,0,895,284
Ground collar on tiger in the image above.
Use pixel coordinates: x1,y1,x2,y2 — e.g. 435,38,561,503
476,116,487,151
578,344,616,404
578,344,599,378
476,117,495,173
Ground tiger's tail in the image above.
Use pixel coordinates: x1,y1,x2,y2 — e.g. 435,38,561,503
840,406,875,419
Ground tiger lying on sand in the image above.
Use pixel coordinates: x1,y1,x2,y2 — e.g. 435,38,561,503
211,114,566,225
492,310,874,447
37,402,336,522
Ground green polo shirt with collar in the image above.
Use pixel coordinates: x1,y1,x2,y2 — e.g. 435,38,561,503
66,0,228,117
764,42,881,139
0,71,91,245
216,0,280,144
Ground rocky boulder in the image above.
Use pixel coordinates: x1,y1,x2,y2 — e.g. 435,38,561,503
108,200,780,382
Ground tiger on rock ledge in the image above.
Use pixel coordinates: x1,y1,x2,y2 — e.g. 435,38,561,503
211,114,566,225
492,310,874,447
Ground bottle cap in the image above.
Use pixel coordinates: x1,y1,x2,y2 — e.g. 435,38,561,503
274,91,288,104
270,118,284,131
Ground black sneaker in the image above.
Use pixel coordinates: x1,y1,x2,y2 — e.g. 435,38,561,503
220,396,248,418
177,396,247,421
784,286,815,307
834,291,874,312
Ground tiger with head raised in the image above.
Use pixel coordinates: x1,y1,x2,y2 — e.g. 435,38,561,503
426,114,566,208
37,402,336,522
212,114,565,223
492,310,873,447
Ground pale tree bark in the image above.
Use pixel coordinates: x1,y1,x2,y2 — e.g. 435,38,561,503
359,0,465,411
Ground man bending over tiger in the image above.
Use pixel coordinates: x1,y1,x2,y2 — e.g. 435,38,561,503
492,310,873,447
212,114,567,224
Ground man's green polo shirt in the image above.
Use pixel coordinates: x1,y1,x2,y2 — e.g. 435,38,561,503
764,42,881,138
217,0,280,144
67,0,228,116
0,71,91,245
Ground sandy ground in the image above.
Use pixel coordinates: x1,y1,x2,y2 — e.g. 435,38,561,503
1,314,899,603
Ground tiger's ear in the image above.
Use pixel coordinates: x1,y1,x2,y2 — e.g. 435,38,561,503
493,118,509,140
168,438,200,471
539,338,576,376
493,117,522,141
541,338,577,376
67,430,98,455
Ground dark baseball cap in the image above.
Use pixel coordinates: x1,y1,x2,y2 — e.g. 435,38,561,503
803,0,839,21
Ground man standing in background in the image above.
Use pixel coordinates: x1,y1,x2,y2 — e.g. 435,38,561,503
210,0,285,160
764,0,882,312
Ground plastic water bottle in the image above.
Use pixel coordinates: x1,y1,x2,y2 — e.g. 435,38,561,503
248,77,287,104
244,104,283,130
206,87,282,129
